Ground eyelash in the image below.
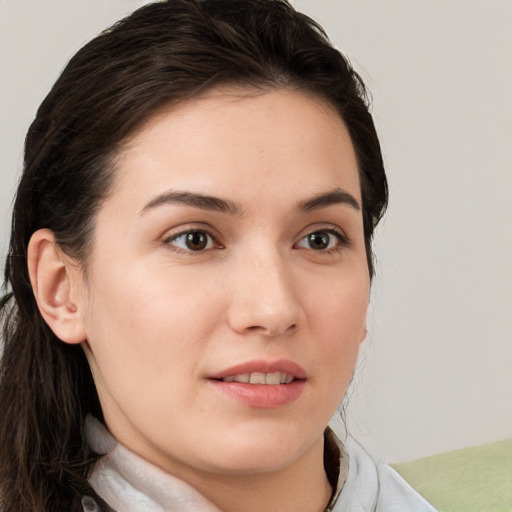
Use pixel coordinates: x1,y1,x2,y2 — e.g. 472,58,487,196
163,226,350,254
163,229,222,254
295,227,351,254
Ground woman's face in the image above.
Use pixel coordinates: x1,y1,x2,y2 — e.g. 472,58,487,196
79,87,369,477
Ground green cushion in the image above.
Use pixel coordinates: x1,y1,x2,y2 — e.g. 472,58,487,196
391,438,512,512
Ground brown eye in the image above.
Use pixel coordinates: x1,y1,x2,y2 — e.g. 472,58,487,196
307,232,330,250
296,230,344,251
185,231,208,250
167,230,214,251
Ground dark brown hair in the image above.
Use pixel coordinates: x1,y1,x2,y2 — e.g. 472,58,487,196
0,0,387,510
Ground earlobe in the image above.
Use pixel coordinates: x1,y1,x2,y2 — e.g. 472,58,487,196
27,229,87,344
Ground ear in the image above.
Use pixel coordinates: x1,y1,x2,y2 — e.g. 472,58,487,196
27,229,87,344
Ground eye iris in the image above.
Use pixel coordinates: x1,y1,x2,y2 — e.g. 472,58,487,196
185,231,208,250
308,232,329,250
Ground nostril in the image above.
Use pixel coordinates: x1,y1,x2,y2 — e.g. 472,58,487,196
244,323,297,336
246,325,266,333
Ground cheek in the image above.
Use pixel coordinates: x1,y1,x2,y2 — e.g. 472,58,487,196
305,270,368,371
308,264,368,328
82,261,226,395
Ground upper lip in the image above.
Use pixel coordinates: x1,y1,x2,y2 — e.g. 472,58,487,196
208,359,307,380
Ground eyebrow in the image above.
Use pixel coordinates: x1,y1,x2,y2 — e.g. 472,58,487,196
297,188,360,212
140,191,242,216
140,187,360,217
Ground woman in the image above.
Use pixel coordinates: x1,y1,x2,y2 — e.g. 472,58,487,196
0,1,437,510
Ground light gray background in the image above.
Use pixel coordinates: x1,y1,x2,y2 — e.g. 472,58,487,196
1,0,511,463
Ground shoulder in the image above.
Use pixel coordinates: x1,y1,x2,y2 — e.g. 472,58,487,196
333,435,438,512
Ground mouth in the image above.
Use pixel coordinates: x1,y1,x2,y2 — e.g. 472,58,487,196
208,359,306,383
207,360,307,408
216,372,296,385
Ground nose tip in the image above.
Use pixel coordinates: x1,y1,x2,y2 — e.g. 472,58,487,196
230,302,302,338
227,262,305,338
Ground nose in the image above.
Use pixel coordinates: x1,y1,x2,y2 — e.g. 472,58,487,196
227,249,305,337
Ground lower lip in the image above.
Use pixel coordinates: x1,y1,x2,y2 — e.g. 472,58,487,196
208,380,306,409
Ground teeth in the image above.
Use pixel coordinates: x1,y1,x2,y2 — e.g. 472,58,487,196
221,372,295,385
266,372,281,385
249,372,266,384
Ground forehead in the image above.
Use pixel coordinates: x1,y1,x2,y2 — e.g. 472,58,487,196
109,86,361,212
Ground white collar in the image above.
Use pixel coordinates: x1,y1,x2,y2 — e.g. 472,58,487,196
86,416,222,512
85,416,350,512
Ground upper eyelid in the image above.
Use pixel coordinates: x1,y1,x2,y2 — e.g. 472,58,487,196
162,224,221,242
297,224,350,242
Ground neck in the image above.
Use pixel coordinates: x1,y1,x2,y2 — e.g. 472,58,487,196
169,435,332,512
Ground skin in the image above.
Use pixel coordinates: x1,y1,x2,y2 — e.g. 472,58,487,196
29,87,370,511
